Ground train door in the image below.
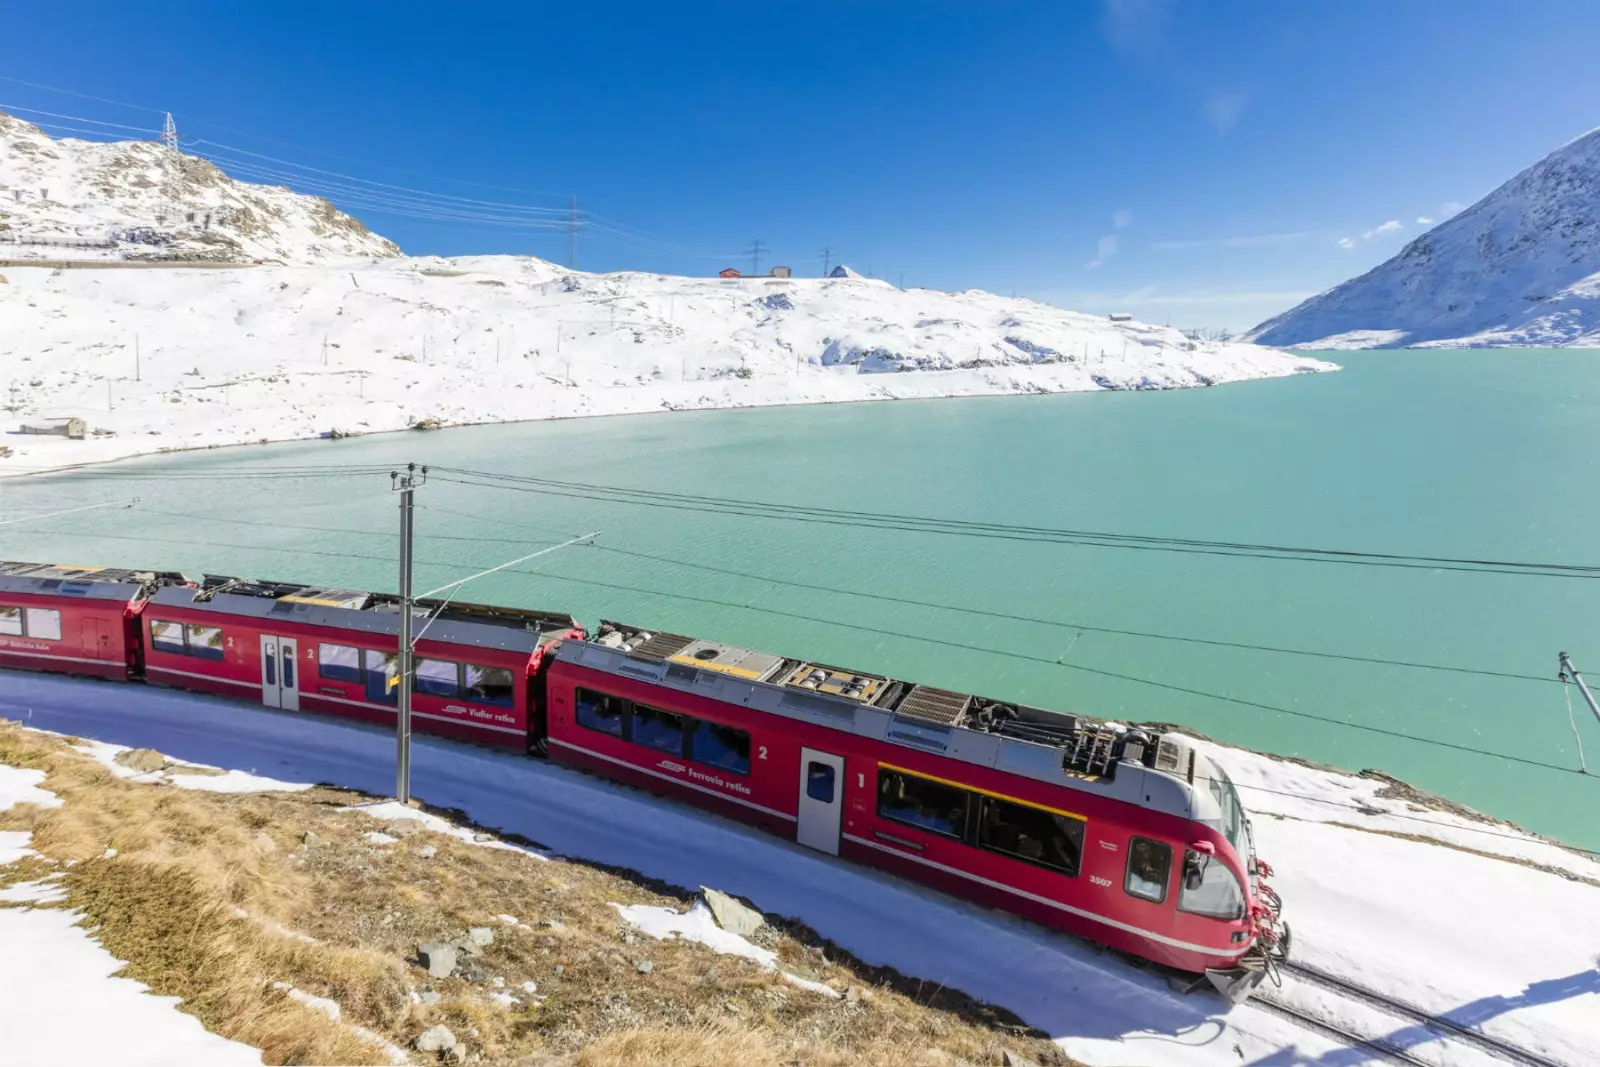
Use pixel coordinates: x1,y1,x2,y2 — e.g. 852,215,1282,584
796,748,845,855
259,635,301,712
80,618,112,661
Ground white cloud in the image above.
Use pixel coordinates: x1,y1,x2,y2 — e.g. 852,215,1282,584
1202,91,1249,133
1113,208,1134,229
1439,201,1467,217
1361,219,1403,239
1087,234,1119,269
1151,232,1308,250
1101,0,1170,52
1416,216,1434,225
1337,237,1355,249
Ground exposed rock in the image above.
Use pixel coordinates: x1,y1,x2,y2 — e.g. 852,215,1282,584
383,819,425,838
702,886,764,936
418,990,441,1006
418,942,458,979
114,747,166,773
418,844,437,859
1002,1052,1041,1067
845,984,872,1004
537,920,566,931
634,959,654,974
300,831,323,849
252,831,277,855
467,927,494,946
415,1024,457,1053
446,1042,468,1064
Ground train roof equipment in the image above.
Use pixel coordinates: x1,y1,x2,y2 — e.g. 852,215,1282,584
562,620,1225,822
146,573,581,653
0,560,193,602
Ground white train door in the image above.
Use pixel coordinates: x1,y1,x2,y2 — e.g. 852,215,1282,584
259,635,301,711
796,748,845,855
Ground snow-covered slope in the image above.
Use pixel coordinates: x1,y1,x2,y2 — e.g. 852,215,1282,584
1248,127,1600,349
0,114,1334,476
0,256,1335,477
0,110,400,263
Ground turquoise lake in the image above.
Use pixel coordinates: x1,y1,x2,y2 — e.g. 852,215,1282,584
4,349,1598,851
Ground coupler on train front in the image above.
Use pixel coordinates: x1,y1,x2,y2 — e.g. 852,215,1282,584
1207,864,1291,1003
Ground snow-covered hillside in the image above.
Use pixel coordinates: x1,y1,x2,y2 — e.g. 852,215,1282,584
0,111,399,264
0,113,1334,476
1248,127,1600,349
0,257,1335,477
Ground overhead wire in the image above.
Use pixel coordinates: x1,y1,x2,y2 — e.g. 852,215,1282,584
111,504,1557,684
0,103,159,134
427,470,1600,580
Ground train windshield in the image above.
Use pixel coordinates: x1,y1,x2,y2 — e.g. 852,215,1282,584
1208,767,1246,854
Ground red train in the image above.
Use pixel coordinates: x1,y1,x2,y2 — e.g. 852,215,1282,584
0,559,1288,1000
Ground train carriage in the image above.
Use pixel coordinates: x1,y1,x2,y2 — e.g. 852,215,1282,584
546,621,1287,998
0,561,189,680
139,576,581,749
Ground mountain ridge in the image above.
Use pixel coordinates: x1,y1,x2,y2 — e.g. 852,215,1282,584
1247,127,1600,348
0,110,401,263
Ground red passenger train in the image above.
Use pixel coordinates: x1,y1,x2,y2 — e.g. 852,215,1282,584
0,560,1288,1000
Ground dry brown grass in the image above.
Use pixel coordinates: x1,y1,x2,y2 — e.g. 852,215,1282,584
0,718,1075,1066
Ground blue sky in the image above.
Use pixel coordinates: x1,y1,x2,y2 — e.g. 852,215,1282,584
3,0,1600,330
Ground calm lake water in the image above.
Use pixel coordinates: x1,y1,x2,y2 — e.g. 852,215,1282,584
4,349,1599,850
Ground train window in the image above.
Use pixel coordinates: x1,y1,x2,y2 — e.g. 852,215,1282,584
364,649,399,705
24,608,62,642
0,606,20,636
575,688,625,737
977,796,1085,876
1179,852,1247,920
415,658,461,698
877,768,969,839
806,762,836,803
318,643,362,683
281,646,295,688
464,664,515,708
1125,837,1171,904
632,703,686,755
688,720,750,775
150,619,186,654
185,625,225,661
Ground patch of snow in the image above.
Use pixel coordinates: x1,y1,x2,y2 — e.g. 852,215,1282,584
363,831,399,846
497,914,519,924
488,991,518,1009
340,800,547,859
612,901,841,999
521,980,537,995
272,981,340,1022
7,672,1598,1067
77,739,312,793
0,830,37,864
0,878,66,904
0,765,62,812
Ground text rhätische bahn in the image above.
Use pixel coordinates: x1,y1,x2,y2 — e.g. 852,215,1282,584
0,560,1290,1000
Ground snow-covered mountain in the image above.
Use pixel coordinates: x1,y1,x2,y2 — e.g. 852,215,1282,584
0,116,1335,476
0,111,400,264
1248,127,1600,349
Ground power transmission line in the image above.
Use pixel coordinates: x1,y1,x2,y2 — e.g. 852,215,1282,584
820,246,833,277
425,468,1600,579
748,239,765,275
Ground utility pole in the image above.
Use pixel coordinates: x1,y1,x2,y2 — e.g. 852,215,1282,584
160,113,178,150
321,334,328,366
820,246,833,278
1558,652,1598,774
135,334,140,382
391,463,428,805
748,239,765,276
567,195,579,270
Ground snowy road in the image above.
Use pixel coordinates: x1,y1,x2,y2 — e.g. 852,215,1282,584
2,670,1595,1067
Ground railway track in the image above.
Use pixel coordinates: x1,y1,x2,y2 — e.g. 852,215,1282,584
1254,961,1562,1067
